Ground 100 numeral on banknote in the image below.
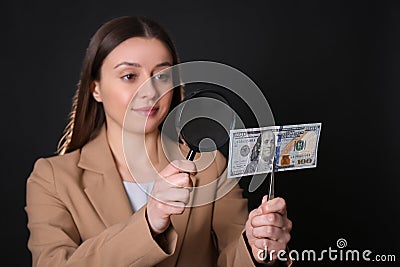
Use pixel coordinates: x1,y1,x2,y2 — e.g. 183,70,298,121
227,123,322,178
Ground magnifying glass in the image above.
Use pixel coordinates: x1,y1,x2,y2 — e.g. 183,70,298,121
175,89,237,161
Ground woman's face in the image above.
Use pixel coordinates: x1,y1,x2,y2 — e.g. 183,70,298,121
92,37,174,134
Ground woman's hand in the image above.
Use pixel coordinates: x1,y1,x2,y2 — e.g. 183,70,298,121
245,196,292,265
146,160,196,235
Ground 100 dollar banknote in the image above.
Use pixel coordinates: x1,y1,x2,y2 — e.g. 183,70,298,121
227,123,322,178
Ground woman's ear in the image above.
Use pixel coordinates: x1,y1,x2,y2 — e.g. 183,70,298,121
91,81,103,102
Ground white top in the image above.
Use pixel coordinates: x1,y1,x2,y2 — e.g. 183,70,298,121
122,181,154,212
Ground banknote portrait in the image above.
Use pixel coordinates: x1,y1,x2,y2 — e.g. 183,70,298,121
244,130,276,174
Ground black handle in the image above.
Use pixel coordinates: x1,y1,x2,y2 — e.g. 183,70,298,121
186,149,196,161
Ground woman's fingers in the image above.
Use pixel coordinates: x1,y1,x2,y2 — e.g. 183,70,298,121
253,238,288,252
246,197,292,263
258,197,287,216
158,160,195,190
252,225,291,243
249,197,292,247
157,187,190,204
164,172,193,188
162,201,186,215
146,160,197,234
159,160,197,177
251,213,292,230
171,160,197,174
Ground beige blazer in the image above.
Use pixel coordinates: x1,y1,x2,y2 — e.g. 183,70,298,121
25,125,261,267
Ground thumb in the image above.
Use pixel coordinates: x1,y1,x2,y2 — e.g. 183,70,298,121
262,195,268,204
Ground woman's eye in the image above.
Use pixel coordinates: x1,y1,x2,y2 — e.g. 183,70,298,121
153,73,171,82
122,73,137,81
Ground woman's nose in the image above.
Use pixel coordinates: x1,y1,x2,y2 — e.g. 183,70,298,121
137,76,158,99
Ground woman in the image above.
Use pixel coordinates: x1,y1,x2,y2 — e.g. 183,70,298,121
25,16,292,266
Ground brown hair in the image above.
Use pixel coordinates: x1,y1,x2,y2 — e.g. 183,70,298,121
58,16,182,154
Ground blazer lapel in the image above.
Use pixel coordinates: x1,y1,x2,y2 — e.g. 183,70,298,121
78,125,133,227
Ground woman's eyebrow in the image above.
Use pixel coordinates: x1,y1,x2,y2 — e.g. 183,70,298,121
155,61,172,68
114,61,172,69
153,62,173,71
114,62,142,69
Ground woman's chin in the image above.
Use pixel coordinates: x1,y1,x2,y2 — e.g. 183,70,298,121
122,125,158,135
123,115,165,135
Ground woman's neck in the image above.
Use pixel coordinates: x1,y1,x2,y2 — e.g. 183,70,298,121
106,122,162,182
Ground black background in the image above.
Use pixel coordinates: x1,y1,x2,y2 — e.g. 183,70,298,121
4,1,400,266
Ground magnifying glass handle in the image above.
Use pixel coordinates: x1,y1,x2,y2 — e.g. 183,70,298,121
186,150,196,161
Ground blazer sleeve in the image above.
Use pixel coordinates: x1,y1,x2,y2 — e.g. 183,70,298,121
25,158,178,267
212,174,292,267
212,174,257,267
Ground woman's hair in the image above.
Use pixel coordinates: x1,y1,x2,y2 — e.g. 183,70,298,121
58,16,182,155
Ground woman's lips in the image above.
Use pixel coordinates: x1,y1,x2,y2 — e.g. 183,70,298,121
131,106,159,116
